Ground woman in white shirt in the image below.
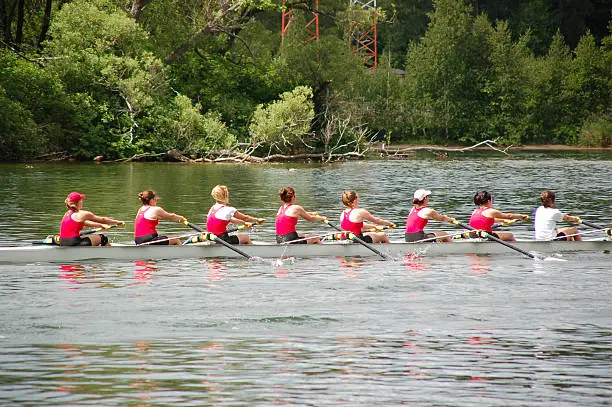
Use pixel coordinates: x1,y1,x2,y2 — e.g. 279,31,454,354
206,185,265,244
534,190,582,241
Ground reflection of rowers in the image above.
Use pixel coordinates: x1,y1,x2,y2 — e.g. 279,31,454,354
59,192,124,246
340,190,395,243
276,187,327,244
207,185,265,245
469,191,529,241
534,190,582,241
134,190,186,245
405,189,456,242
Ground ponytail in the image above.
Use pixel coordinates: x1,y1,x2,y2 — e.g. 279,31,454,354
138,190,156,205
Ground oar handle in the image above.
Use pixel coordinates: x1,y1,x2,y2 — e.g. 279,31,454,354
364,224,397,232
323,219,388,259
182,218,252,259
451,221,537,260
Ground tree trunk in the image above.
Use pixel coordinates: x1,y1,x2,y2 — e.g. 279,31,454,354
15,0,24,44
0,0,12,43
38,0,52,50
130,0,148,22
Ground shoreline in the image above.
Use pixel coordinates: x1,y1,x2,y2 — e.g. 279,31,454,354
378,143,611,151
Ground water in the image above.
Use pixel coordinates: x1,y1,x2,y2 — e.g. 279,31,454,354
0,153,611,406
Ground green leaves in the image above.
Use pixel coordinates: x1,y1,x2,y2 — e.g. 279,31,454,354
249,86,315,153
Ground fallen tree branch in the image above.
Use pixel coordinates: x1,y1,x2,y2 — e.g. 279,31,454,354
373,139,512,156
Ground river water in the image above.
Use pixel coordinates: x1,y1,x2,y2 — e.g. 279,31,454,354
0,152,611,406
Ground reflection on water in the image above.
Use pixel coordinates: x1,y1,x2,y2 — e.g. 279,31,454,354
1,326,610,406
0,156,611,406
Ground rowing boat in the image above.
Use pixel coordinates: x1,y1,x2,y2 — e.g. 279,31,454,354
0,239,609,263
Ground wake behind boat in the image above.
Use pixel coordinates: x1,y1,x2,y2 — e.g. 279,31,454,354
0,239,609,264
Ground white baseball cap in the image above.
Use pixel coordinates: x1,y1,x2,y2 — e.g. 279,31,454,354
413,189,432,200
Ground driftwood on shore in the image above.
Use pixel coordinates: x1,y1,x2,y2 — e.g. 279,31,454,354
371,140,513,158
34,140,511,163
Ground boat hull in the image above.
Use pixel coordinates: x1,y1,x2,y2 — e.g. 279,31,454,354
0,240,609,264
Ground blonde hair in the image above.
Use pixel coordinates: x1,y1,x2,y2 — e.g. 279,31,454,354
211,185,229,204
64,198,79,212
342,190,358,207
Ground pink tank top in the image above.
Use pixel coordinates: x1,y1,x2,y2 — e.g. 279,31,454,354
405,206,428,233
276,204,298,235
469,207,495,232
340,208,363,236
59,210,84,238
207,205,231,235
134,206,159,237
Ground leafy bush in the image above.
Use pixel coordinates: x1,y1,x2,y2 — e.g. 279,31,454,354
249,86,315,154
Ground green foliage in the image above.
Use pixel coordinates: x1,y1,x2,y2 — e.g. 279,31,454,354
0,86,43,161
249,86,315,153
577,114,611,147
1,0,610,162
151,94,237,155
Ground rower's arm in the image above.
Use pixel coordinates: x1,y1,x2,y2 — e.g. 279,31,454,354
233,211,265,225
81,211,124,226
563,214,581,223
154,207,184,223
295,206,325,222
488,209,528,221
426,208,455,223
361,210,395,227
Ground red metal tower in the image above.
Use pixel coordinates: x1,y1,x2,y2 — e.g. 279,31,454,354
347,0,377,69
281,0,320,57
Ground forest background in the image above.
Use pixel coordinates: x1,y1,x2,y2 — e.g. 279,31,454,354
0,0,610,162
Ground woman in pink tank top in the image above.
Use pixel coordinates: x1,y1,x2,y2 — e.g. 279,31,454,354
340,190,395,244
59,192,124,246
134,190,186,245
275,186,326,244
469,191,529,242
405,189,456,243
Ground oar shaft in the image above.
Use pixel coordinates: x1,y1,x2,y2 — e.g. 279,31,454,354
580,220,605,229
324,220,388,259
454,222,536,260
182,220,252,259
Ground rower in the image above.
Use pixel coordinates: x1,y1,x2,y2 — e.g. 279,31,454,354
206,185,265,245
469,191,529,242
534,190,582,241
134,190,186,245
405,189,456,242
340,190,395,243
59,192,124,246
275,186,327,244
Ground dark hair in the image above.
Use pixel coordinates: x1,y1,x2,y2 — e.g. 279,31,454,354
413,197,426,205
473,191,492,206
138,190,156,205
279,186,295,203
342,190,358,207
540,190,556,208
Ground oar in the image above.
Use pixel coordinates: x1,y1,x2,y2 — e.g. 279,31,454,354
451,221,537,260
81,222,123,235
181,219,252,259
577,218,607,230
576,218,612,237
364,224,397,232
323,219,389,259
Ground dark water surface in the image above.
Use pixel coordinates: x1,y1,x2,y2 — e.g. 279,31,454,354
0,153,610,406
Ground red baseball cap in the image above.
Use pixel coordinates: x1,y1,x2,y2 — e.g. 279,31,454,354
67,192,86,202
